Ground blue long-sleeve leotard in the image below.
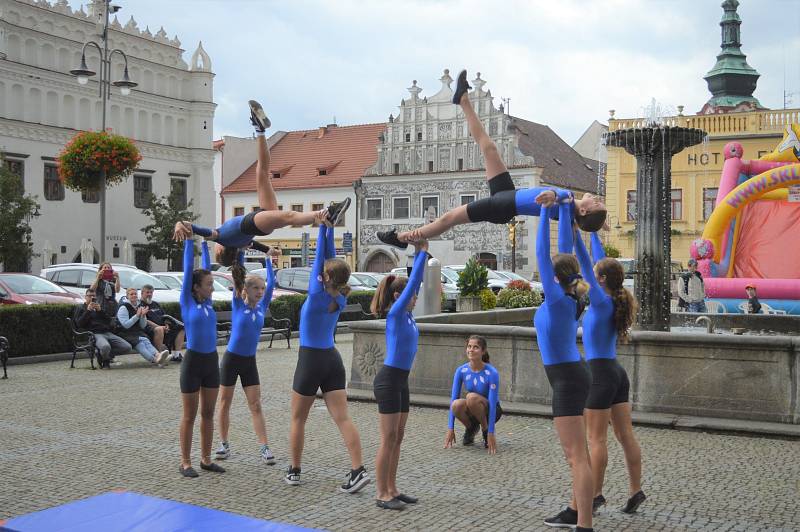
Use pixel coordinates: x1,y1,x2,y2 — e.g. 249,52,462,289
180,239,217,353
515,187,574,219
576,232,616,360
448,362,501,434
226,253,274,357
533,205,581,366
383,250,428,371
192,216,253,249
299,225,346,349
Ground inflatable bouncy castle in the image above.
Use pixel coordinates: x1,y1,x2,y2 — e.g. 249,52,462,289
691,124,800,314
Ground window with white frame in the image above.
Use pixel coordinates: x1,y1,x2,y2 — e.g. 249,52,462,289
421,195,439,220
393,197,409,219
460,193,476,206
366,198,383,220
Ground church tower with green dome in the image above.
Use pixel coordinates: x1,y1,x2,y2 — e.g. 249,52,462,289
700,0,766,114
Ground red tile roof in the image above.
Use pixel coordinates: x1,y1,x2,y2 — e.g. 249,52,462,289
212,139,224,150
222,123,386,193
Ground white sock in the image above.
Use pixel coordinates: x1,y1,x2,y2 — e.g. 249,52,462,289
256,131,265,137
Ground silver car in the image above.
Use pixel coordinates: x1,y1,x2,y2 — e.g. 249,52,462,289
41,263,182,303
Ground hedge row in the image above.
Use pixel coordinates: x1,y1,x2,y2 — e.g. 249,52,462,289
0,291,377,358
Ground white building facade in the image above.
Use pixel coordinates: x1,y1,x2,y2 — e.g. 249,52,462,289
0,0,216,271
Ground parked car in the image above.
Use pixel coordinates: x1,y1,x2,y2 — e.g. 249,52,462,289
207,270,297,300
152,272,233,302
0,273,84,305
445,264,510,294
40,263,182,303
268,267,372,294
351,272,386,289
495,270,544,293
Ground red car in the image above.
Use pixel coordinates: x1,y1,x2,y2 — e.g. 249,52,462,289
0,273,84,305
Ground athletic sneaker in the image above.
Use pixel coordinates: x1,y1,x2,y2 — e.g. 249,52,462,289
621,490,647,514
462,416,480,446
214,441,230,460
260,444,276,465
285,466,301,486
171,351,183,362
544,507,578,528
452,69,472,105
249,99,271,132
377,228,408,250
340,465,370,494
326,198,351,226
155,350,170,366
592,494,606,513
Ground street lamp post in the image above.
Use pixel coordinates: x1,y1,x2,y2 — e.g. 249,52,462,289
70,0,137,262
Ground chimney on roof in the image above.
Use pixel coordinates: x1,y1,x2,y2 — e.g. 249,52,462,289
318,126,327,138
326,123,337,129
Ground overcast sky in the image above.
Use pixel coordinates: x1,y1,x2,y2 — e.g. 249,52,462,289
69,0,800,145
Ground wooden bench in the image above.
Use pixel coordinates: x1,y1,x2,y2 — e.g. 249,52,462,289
216,309,292,349
334,303,373,341
0,336,9,379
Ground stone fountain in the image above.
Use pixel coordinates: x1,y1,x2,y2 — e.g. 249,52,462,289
604,117,706,331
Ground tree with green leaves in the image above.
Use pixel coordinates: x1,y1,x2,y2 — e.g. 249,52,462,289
0,162,40,272
140,193,199,271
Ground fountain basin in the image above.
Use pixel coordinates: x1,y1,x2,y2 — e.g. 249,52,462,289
349,308,800,424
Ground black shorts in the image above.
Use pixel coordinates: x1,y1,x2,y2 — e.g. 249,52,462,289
292,346,346,396
585,358,630,409
544,360,591,417
465,171,518,224
180,350,220,393
219,351,260,388
373,364,410,414
241,208,268,237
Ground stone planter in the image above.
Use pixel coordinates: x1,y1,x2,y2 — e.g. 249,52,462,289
456,295,481,313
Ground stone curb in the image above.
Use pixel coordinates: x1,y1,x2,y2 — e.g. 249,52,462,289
345,388,800,439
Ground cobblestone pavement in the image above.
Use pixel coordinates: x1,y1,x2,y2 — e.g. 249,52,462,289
1,335,798,531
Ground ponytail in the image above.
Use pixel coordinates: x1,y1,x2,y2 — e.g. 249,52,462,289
612,287,636,343
371,274,408,317
231,262,247,297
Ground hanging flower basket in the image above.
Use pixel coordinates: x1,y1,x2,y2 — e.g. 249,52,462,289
57,131,142,192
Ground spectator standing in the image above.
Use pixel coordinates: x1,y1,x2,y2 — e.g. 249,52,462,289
116,287,170,366
745,285,762,314
73,288,131,367
90,262,121,315
679,259,707,313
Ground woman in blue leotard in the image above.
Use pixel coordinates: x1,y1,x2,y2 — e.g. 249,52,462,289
575,232,645,515
535,205,594,532
171,100,350,265
444,335,501,454
172,232,224,478
285,224,368,494
370,240,428,511
213,247,280,467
